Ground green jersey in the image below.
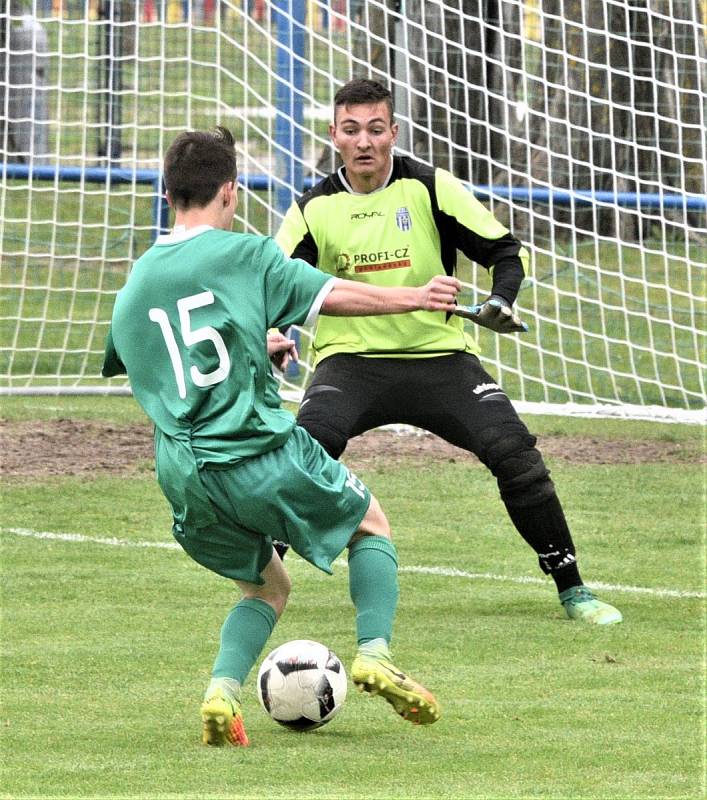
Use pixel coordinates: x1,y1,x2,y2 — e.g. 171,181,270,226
276,155,529,365
104,226,332,462
102,226,333,527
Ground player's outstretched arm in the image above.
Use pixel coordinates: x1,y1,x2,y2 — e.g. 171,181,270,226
453,294,529,333
321,275,461,317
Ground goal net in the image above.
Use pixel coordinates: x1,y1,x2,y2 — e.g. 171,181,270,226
2,0,705,423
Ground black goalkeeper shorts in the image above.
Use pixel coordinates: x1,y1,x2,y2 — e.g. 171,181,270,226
296,352,537,461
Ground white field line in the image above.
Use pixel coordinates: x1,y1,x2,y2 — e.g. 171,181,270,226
2,526,705,600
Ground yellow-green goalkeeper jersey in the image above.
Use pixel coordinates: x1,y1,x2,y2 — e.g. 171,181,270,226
276,155,529,365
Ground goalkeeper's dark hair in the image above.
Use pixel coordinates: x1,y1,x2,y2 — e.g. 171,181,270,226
334,78,394,121
163,126,237,210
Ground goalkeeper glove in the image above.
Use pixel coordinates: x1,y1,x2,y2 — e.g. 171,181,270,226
453,295,528,334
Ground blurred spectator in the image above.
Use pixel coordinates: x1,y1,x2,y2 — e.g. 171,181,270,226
2,2,49,164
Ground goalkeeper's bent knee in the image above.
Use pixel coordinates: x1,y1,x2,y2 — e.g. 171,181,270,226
478,420,555,508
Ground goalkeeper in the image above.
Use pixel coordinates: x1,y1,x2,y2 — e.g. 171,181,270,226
275,78,621,626
102,127,460,745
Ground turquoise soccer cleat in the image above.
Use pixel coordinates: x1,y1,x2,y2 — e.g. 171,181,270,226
560,585,623,625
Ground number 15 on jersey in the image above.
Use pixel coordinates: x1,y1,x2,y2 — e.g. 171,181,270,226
149,291,230,399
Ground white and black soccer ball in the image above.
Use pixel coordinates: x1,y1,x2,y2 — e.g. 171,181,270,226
256,639,347,731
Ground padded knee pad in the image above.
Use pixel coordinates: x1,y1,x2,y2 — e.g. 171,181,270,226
478,420,555,508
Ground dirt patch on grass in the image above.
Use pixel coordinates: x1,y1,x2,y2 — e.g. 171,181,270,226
0,418,701,480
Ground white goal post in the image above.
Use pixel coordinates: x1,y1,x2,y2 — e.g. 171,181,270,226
1,0,705,423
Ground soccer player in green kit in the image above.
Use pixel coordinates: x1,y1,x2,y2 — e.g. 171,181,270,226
102,126,462,746
276,79,622,626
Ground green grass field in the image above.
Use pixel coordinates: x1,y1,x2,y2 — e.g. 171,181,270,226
2,13,705,794
1,397,705,799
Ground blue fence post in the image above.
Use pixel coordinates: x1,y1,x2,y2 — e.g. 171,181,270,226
153,177,170,238
273,0,306,378
273,0,305,216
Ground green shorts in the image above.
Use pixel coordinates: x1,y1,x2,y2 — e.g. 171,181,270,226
172,426,371,585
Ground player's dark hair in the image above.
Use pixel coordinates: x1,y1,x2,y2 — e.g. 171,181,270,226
163,126,237,210
334,78,394,122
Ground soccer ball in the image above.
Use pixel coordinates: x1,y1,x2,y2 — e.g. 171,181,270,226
256,639,347,731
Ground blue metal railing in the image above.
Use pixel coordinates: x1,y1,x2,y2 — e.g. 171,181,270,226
472,186,706,211
2,163,170,239
4,162,704,243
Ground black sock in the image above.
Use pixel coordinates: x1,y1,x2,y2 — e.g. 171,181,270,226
505,494,583,594
273,540,289,560
551,562,583,594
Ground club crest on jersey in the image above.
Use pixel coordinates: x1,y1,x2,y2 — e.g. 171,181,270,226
395,207,412,232
336,252,352,275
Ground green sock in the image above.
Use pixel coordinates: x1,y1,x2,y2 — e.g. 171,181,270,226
348,535,399,647
212,597,277,685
